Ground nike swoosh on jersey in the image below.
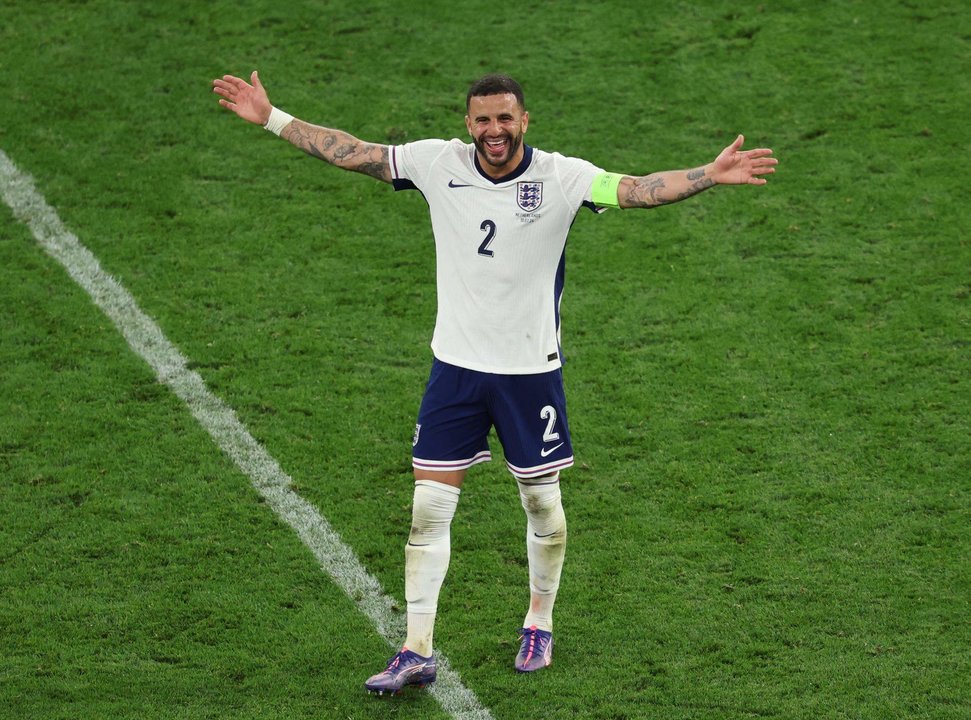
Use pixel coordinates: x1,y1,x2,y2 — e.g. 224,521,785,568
539,442,565,458
448,180,473,188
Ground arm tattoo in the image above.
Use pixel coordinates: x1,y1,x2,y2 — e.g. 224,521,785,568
625,176,671,208
282,120,391,183
356,153,390,180
676,172,715,201
623,167,714,208
332,143,357,162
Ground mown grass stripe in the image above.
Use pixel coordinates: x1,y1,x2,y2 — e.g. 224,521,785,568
0,147,493,720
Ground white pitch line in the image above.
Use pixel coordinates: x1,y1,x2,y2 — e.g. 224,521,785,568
0,148,494,720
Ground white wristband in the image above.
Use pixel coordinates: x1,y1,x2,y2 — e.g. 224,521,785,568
263,107,295,136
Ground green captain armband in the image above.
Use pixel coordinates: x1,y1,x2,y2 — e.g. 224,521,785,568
591,172,624,208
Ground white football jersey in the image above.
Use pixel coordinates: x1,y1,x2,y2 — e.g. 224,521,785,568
390,139,605,374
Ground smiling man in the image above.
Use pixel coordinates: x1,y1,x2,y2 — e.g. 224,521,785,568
212,71,777,695
466,80,528,173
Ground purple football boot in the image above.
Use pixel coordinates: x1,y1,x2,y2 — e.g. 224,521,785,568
364,648,437,695
515,625,553,672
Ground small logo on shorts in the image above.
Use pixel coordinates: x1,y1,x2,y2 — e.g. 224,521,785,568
540,442,564,458
413,424,422,447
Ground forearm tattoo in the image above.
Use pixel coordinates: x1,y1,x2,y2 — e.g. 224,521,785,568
283,120,391,182
623,167,715,208
629,176,668,207
678,167,715,200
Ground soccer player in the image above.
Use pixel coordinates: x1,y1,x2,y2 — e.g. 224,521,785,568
212,71,777,694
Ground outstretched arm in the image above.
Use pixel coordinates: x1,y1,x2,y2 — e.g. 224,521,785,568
212,71,392,184
616,135,776,209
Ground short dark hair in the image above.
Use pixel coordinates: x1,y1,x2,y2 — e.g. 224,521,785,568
466,74,525,111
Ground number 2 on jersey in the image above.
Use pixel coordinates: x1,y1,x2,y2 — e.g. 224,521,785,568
478,220,496,257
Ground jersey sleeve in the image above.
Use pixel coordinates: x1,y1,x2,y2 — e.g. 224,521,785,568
390,139,452,192
553,153,609,214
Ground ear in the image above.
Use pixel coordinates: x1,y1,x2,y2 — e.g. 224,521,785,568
465,114,473,137
521,111,529,134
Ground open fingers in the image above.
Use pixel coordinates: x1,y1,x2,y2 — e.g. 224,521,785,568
212,81,237,100
212,77,248,95
747,163,776,183
749,155,778,167
211,75,251,100
742,147,775,159
221,74,251,89
745,154,778,172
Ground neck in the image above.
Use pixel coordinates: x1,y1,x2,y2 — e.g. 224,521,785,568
475,145,526,180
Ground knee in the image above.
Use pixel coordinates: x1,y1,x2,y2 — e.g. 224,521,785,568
518,478,566,540
409,480,460,544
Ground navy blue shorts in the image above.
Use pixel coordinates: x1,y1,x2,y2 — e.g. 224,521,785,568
412,359,574,480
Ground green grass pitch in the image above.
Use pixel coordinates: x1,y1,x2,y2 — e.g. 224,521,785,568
1,1,968,718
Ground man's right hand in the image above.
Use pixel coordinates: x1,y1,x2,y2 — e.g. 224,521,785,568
212,71,272,126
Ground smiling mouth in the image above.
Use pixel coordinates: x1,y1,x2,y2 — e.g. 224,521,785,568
484,137,508,155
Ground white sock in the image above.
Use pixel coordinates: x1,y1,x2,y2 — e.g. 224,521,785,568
519,476,567,632
404,480,460,657
405,613,436,658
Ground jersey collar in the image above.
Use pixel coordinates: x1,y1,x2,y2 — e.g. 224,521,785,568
473,144,534,185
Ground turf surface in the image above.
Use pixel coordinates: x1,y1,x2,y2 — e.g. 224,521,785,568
1,2,968,718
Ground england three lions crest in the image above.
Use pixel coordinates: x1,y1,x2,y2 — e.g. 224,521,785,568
517,182,543,212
